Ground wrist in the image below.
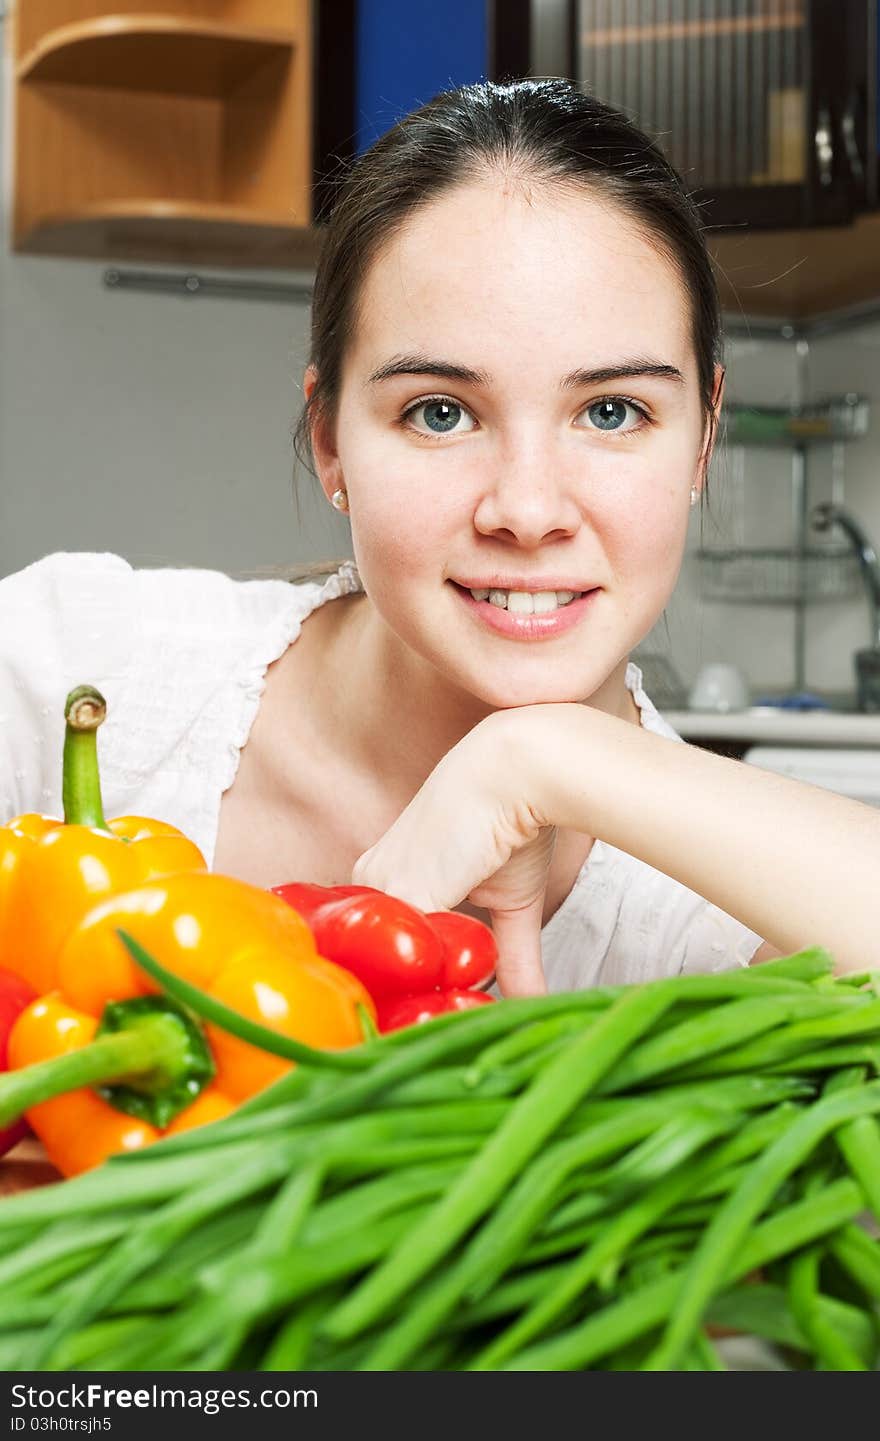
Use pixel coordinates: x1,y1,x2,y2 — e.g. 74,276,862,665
476,703,603,829
508,703,646,833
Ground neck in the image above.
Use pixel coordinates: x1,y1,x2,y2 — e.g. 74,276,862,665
306,592,641,799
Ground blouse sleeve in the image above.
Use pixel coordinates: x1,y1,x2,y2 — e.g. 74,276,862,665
0,552,139,822
540,841,765,993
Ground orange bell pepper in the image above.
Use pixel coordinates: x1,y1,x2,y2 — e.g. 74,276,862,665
4,992,229,1175
1,685,206,994
0,872,375,1176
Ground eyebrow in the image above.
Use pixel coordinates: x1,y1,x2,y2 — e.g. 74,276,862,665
364,353,685,390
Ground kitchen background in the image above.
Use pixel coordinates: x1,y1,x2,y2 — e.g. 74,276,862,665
4,2,880,736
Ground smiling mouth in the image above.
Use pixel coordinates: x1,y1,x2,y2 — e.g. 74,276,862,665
450,581,593,614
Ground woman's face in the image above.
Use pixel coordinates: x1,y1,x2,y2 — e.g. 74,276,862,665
310,176,715,710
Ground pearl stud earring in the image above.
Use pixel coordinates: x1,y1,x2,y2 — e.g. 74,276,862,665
689,485,699,508
331,488,349,513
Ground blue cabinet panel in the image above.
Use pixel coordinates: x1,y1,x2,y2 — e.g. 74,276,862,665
355,0,488,153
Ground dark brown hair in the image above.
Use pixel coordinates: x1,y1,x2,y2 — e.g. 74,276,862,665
293,76,722,482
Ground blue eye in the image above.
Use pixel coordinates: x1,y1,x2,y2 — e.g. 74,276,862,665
402,397,475,437
585,398,645,432
400,394,647,439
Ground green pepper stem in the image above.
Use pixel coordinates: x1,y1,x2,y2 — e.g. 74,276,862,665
62,685,109,830
0,1014,189,1129
118,929,373,1071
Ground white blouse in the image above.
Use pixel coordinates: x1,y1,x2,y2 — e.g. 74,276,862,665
0,552,763,986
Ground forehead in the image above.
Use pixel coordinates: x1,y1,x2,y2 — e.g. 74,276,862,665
351,177,693,377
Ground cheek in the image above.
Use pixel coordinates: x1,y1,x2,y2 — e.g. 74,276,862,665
599,468,689,609
347,453,468,585
613,492,686,568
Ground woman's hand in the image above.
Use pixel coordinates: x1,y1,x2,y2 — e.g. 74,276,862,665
351,713,557,996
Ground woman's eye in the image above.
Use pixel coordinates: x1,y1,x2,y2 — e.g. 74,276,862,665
402,397,476,437
582,398,647,433
400,394,647,438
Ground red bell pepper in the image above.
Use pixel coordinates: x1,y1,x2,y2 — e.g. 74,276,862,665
375,987,494,1033
310,893,446,998
424,911,498,990
271,882,498,1033
0,969,36,1157
270,883,380,931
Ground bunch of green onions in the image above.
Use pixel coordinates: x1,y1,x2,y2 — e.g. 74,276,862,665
1,946,879,1371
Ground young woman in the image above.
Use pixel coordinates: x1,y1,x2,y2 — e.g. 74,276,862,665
2,80,878,995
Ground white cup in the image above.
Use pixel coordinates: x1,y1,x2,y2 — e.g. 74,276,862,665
688,663,750,713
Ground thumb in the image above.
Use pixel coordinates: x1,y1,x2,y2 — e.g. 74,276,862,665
489,896,548,998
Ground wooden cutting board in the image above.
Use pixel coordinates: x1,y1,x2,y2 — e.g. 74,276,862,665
0,1136,62,1196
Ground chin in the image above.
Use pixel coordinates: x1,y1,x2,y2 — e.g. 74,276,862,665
453,663,604,712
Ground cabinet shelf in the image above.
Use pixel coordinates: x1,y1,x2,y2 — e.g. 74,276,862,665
12,2,313,266
18,200,322,269
724,397,869,446
17,16,296,99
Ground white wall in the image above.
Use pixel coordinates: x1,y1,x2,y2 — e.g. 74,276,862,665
0,250,355,579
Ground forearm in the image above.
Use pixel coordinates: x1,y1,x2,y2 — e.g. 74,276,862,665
517,703,880,973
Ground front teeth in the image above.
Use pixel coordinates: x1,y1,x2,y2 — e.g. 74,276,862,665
532,591,567,614
471,587,582,612
507,591,542,615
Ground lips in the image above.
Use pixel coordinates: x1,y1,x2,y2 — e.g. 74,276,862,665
452,577,595,593
448,580,599,640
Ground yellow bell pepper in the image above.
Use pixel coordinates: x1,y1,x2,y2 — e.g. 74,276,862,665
0,685,206,993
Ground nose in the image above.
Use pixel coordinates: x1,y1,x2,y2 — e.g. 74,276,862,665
472,447,582,548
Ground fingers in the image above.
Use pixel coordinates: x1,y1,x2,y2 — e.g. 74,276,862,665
352,846,436,912
490,897,548,998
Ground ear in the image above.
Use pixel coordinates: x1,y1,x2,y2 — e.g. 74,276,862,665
303,364,345,504
711,363,726,411
697,363,726,485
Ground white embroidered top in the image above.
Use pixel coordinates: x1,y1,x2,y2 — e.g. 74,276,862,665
0,552,763,987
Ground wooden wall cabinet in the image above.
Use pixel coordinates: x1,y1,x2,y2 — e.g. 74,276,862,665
10,1,327,268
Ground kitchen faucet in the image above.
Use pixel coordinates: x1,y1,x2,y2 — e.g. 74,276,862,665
812,502,880,711
811,502,880,647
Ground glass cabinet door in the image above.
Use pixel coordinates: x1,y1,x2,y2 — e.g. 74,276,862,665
505,1,878,229
578,3,808,187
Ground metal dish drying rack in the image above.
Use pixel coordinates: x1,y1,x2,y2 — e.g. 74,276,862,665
697,547,862,604
700,395,869,605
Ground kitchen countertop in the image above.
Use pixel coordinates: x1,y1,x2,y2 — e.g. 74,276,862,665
664,708,880,746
